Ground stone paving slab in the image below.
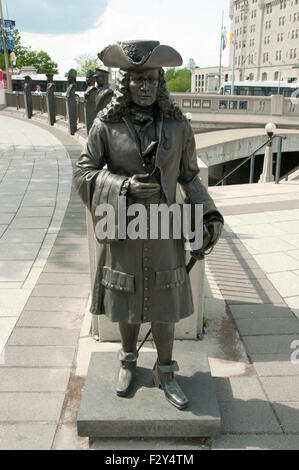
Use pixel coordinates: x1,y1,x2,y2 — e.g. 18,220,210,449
229,303,293,319
250,252,299,273
0,260,33,282
214,377,267,402
1,228,47,244
17,310,83,329
235,318,299,336
0,290,31,317
0,392,65,422
7,327,80,347
0,318,18,345
250,354,299,376
1,345,76,367
31,284,90,298
0,367,71,392
272,402,299,433
260,376,299,402
24,296,87,312
38,272,90,285
211,434,299,450
217,401,282,434
0,423,57,450
243,335,299,354
267,271,299,298
0,243,41,261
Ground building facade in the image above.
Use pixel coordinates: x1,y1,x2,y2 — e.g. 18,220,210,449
192,66,231,93
192,0,299,93
229,0,299,82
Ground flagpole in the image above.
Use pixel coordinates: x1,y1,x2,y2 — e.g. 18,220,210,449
0,0,11,91
218,9,224,90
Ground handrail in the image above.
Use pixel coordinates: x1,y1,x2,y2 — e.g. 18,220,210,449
280,164,299,182
214,135,276,186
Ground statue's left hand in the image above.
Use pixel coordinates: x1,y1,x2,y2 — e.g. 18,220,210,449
204,220,223,249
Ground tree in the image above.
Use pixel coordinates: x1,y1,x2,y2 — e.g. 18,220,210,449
165,68,176,82
186,58,196,72
74,53,101,77
0,30,58,74
166,68,191,92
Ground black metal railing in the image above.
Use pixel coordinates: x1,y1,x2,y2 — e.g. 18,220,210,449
215,134,287,186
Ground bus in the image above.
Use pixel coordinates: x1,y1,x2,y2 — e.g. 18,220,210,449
11,73,87,97
218,80,299,97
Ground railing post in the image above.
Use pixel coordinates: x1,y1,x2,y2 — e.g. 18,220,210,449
275,136,283,184
249,155,255,183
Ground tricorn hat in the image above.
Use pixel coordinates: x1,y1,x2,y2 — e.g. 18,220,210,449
93,68,109,76
98,40,182,70
86,69,95,79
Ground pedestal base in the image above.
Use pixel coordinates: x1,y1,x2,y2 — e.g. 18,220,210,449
77,351,221,438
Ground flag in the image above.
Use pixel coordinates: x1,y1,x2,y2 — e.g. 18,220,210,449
221,27,227,51
0,20,17,53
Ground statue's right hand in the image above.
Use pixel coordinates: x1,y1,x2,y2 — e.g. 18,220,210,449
127,174,160,199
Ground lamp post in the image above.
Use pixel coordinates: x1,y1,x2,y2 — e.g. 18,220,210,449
258,123,276,183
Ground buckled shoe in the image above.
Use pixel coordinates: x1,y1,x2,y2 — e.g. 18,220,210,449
153,360,189,410
116,349,138,397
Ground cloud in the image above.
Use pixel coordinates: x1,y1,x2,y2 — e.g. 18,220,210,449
18,0,230,75
8,0,107,34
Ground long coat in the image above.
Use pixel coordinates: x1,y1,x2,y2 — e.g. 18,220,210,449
74,111,221,324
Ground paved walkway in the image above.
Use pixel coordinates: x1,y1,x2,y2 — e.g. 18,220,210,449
0,109,299,450
0,115,72,353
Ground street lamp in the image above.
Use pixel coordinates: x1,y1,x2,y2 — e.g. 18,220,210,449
265,122,276,138
259,123,277,183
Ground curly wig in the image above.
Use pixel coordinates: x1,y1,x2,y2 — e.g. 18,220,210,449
99,68,184,122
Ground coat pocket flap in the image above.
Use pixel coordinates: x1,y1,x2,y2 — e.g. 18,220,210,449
102,266,135,293
155,266,185,289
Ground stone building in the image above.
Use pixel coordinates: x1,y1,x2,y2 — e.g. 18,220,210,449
229,0,299,82
192,0,299,92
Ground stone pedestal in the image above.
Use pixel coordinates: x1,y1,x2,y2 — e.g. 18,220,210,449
77,351,221,438
259,143,274,183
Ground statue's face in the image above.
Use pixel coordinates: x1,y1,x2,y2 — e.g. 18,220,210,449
129,68,159,107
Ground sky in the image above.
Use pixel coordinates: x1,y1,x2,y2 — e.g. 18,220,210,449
5,0,231,75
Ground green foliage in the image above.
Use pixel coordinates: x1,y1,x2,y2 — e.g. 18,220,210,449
0,30,58,74
165,68,191,92
74,53,101,77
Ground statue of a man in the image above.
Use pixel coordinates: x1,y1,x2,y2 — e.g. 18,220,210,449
24,75,33,119
46,73,56,126
93,68,113,114
74,40,223,410
66,68,77,135
84,69,98,135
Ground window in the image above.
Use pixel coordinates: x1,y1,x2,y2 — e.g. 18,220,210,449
262,72,268,81
239,101,248,110
192,100,201,108
182,100,191,108
202,100,211,109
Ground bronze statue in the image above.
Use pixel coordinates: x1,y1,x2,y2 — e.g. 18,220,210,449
46,73,56,126
24,75,33,119
74,40,223,410
66,68,77,135
84,69,98,135
93,68,113,114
